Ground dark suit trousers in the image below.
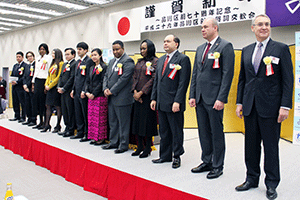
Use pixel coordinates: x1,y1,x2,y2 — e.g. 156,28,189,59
74,93,87,135
61,91,75,133
12,85,25,119
158,110,184,160
25,90,35,122
32,78,46,121
108,101,132,150
196,99,225,169
244,104,280,189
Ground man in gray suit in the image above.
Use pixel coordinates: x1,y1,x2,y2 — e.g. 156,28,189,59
189,17,234,179
102,40,135,153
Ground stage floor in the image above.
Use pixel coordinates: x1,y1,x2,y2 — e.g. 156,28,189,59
1,110,300,200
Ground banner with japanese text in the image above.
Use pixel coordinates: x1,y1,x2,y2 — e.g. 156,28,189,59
141,0,265,32
293,31,300,145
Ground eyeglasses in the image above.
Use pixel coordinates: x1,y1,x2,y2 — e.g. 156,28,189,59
253,22,270,27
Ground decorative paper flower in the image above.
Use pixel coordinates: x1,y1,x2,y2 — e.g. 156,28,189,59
263,56,272,65
20,67,24,71
30,67,34,71
43,60,47,64
80,65,86,70
66,64,70,68
175,64,182,70
53,64,57,68
146,61,152,67
213,52,220,59
117,63,123,68
98,66,103,72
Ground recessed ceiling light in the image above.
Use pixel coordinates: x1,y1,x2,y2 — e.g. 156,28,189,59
30,0,88,10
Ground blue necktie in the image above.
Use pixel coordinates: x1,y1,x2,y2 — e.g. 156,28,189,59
253,43,263,74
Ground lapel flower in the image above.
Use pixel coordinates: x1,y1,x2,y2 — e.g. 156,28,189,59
80,65,86,70
263,56,274,76
145,61,153,75
43,60,47,64
117,63,123,75
263,56,272,65
213,52,220,59
117,63,123,68
213,52,220,69
175,64,182,70
30,67,34,71
66,64,70,68
146,61,152,67
20,67,24,71
168,64,181,80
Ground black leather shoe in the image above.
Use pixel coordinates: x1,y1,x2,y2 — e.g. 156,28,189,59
94,139,106,146
32,123,43,129
114,149,127,154
139,148,151,158
266,187,277,199
172,157,181,169
79,137,90,142
191,163,212,173
28,122,37,126
102,144,118,150
52,125,61,133
18,119,25,123
235,181,258,191
70,135,84,139
90,140,96,145
9,118,19,121
37,125,45,130
22,121,31,125
57,131,64,136
131,148,143,156
152,158,172,164
207,168,223,179
40,125,51,133
63,132,74,137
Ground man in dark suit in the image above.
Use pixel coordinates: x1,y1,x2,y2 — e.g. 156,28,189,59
189,18,235,178
58,48,76,137
150,35,191,169
102,40,135,153
70,42,93,142
235,14,293,200
10,51,29,122
22,51,36,125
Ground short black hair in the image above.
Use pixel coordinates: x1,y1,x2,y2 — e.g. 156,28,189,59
25,51,35,59
76,42,89,50
16,51,24,57
38,43,49,54
112,40,124,49
65,48,76,56
173,36,180,49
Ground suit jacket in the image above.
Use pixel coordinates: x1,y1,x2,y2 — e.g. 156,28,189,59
103,53,135,106
84,63,107,97
73,56,93,95
45,61,64,89
23,61,35,89
57,59,76,93
236,38,294,118
151,50,191,112
11,61,29,88
190,37,235,105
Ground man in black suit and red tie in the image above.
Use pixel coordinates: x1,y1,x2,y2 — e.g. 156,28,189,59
189,17,235,179
235,14,293,200
150,34,191,169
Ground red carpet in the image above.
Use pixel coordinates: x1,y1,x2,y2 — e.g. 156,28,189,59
0,126,207,200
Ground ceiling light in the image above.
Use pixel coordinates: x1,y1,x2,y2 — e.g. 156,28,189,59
0,27,11,31
30,0,88,10
83,0,109,5
0,17,33,25
0,9,50,20
0,21,23,27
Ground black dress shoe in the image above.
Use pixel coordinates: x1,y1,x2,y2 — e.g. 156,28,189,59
114,149,127,154
131,148,143,156
40,125,51,133
191,163,212,173
22,121,31,125
172,157,181,169
52,125,61,133
94,139,106,146
37,125,45,130
70,135,84,139
207,168,223,179
63,132,74,137
18,119,25,123
102,144,118,150
9,118,19,121
90,140,96,145
152,158,172,164
235,181,258,191
266,187,277,199
79,137,90,142
139,148,151,158
28,122,37,126
32,123,43,129
57,132,64,136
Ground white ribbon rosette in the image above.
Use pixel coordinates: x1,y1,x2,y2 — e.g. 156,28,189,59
80,65,86,76
19,67,24,75
213,52,220,69
168,64,181,80
64,64,70,72
30,66,34,76
263,56,274,76
50,64,58,75
145,61,153,75
41,60,47,70
117,63,123,75
96,66,103,75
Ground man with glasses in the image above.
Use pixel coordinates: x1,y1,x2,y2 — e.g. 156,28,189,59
235,14,293,200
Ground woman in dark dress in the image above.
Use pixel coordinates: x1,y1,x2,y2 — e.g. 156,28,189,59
131,39,158,158
85,48,108,145
41,49,63,132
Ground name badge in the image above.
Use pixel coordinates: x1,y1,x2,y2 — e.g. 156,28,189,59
169,64,175,69
208,53,215,59
114,67,119,71
270,56,280,65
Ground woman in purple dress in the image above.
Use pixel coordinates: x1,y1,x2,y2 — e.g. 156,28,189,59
131,39,158,158
84,48,108,145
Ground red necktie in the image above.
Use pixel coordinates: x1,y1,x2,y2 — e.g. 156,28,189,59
202,43,211,64
77,60,82,69
162,55,169,75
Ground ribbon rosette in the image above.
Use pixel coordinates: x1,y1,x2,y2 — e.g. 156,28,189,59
19,67,24,75
117,63,123,75
30,66,34,76
96,66,103,75
168,64,181,80
213,52,220,69
80,65,86,76
263,56,274,76
145,61,152,75
63,64,70,72
41,60,47,70
50,65,57,75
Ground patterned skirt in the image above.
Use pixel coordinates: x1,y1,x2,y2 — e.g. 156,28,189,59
87,96,108,141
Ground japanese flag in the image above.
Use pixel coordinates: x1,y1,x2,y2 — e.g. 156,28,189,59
109,8,142,43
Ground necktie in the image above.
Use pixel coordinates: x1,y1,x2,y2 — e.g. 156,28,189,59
253,43,263,74
77,60,82,69
162,55,169,75
202,43,211,64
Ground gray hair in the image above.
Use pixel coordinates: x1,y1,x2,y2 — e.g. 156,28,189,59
252,14,271,25
205,17,219,31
